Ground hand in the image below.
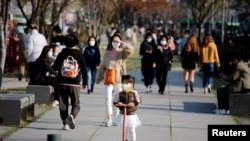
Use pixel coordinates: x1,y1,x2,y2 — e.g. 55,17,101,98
82,84,86,90
127,103,135,108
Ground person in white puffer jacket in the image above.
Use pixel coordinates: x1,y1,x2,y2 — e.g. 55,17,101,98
24,24,47,85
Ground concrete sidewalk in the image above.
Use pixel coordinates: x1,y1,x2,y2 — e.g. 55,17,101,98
1,69,236,141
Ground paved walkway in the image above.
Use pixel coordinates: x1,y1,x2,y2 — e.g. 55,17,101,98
1,69,237,141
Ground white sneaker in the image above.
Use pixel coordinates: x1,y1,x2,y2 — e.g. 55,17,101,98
226,110,230,115
63,124,69,130
215,109,226,115
204,88,208,94
52,100,59,107
105,120,112,127
212,108,219,113
149,88,153,93
66,115,75,129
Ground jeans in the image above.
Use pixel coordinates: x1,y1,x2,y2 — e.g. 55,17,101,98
86,67,97,91
202,63,214,88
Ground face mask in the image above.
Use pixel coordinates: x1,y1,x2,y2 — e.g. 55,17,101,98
89,41,95,46
160,40,167,46
146,38,152,43
48,52,53,58
54,52,59,57
112,42,120,48
121,84,131,91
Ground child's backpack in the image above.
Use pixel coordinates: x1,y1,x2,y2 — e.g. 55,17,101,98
61,56,80,78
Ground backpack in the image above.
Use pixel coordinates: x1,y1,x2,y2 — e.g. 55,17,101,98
61,56,80,78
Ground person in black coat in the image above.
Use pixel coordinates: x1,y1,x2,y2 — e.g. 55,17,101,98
139,32,157,93
83,36,101,94
31,45,59,106
154,34,173,94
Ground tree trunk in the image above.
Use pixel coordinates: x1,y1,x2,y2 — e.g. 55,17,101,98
0,18,7,89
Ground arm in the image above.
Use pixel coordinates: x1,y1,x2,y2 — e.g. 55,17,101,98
24,36,33,58
121,42,134,59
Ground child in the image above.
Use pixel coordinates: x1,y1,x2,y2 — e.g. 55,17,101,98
113,74,142,141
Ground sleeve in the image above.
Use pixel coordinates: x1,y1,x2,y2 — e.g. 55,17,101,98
81,56,88,85
25,37,33,58
113,93,120,106
121,42,134,60
213,45,220,68
133,90,141,104
96,61,105,84
96,47,101,66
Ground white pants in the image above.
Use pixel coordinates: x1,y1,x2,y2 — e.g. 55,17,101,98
105,83,121,118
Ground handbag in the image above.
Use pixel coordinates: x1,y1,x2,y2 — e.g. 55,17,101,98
104,69,116,85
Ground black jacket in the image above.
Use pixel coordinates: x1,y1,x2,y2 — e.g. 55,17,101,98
52,47,87,85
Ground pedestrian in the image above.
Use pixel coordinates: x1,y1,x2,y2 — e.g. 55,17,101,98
178,29,190,55
154,34,174,94
83,36,101,94
32,45,59,107
52,34,87,130
181,35,199,93
113,74,142,141
198,34,220,94
18,27,29,81
96,33,134,127
48,42,61,64
24,24,47,85
214,53,250,115
51,25,66,50
139,32,156,93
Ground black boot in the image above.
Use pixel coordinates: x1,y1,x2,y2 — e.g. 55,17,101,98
185,84,188,93
190,82,193,92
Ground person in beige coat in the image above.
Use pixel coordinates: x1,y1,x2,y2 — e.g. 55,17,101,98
96,33,134,127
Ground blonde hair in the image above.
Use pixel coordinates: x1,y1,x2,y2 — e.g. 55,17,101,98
184,35,199,52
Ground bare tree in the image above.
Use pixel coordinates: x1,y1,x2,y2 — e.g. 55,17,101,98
79,0,116,44
0,0,10,87
186,0,222,42
16,0,73,40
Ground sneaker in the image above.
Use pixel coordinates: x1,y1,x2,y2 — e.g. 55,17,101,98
146,88,149,93
52,100,59,107
63,124,69,130
215,109,226,115
105,120,112,127
226,110,230,115
66,115,75,129
208,87,211,93
149,88,153,93
204,88,208,94
212,108,219,113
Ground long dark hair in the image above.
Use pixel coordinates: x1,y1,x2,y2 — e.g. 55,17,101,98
87,35,97,47
37,46,52,65
106,33,122,50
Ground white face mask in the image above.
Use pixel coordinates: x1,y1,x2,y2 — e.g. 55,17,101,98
112,42,120,48
121,84,131,91
160,40,167,46
89,41,95,46
54,52,59,57
146,38,152,43
48,52,53,58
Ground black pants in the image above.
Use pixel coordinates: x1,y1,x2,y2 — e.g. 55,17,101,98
217,85,250,110
58,84,80,125
155,66,169,93
217,86,230,110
